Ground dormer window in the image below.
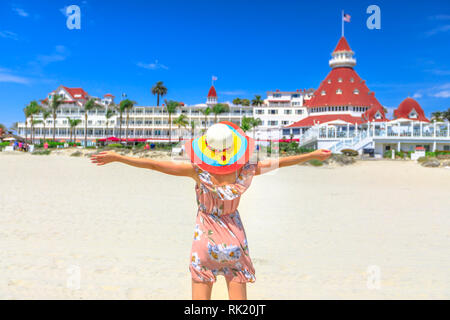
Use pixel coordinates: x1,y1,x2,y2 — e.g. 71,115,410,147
336,89,342,95
321,90,326,96
338,78,343,83
375,112,382,119
353,89,359,95
409,109,418,119
350,78,354,83
327,79,331,84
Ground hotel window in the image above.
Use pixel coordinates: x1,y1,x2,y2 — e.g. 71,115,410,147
256,109,264,114
327,79,331,84
282,129,290,136
273,94,282,98
293,129,300,135
284,109,292,115
281,121,289,125
336,89,342,95
268,120,278,126
338,78,343,83
321,90,326,96
409,110,418,118
295,110,303,115
350,78,354,83
444,146,450,151
353,89,359,95
269,109,278,115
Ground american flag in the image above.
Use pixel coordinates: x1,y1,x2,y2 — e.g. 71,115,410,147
343,13,351,22
212,76,218,81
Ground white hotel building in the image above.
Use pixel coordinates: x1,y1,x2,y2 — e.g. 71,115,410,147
17,36,450,154
16,85,311,145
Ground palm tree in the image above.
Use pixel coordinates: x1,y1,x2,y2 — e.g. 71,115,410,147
9,122,18,135
119,99,136,143
105,108,115,138
241,99,250,106
232,98,242,106
67,117,82,144
212,103,230,123
25,101,42,143
164,99,179,143
442,108,450,122
431,111,444,122
190,120,196,139
240,116,252,132
251,95,264,106
43,94,64,141
200,107,211,132
41,109,51,142
83,98,103,147
249,117,262,142
32,119,43,142
151,81,168,106
173,114,189,141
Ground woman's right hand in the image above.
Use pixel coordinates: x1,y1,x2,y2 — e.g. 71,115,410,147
310,149,332,161
90,151,120,166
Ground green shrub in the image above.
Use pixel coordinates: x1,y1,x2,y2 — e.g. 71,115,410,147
341,149,358,157
384,150,393,158
308,159,323,166
426,151,436,157
107,143,124,148
0,142,10,147
70,151,82,157
32,149,51,155
417,156,429,163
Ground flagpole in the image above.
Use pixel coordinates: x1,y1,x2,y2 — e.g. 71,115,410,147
341,10,344,37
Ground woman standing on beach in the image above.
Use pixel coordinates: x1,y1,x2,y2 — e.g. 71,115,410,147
91,121,331,300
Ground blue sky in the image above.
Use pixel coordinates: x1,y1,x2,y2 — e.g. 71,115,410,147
1,0,450,128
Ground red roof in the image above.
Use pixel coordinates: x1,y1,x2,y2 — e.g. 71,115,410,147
287,114,365,127
104,93,114,98
393,98,429,122
362,104,387,122
61,86,89,100
333,37,352,52
306,68,383,109
207,85,217,98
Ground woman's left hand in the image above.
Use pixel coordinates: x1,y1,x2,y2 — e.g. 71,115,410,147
310,149,332,161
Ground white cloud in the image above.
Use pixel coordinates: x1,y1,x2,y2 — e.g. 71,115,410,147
412,92,423,99
137,60,168,70
219,90,247,96
0,71,29,84
425,24,450,37
36,45,69,65
12,7,29,17
429,14,450,20
426,69,450,76
0,31,18,41
432,90,450,98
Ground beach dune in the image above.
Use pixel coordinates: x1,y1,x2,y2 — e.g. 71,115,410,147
0,153,449,299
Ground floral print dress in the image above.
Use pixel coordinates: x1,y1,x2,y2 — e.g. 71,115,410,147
190,161,257,283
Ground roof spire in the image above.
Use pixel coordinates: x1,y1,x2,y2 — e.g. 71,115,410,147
329,37,356,69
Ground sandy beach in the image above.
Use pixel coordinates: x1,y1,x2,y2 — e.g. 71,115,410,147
0,152,449,299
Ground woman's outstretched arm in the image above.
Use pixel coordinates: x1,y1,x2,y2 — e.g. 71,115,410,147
255,149,331,175
90,151,196,178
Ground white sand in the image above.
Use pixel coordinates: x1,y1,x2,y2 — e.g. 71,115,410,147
0,152,449,299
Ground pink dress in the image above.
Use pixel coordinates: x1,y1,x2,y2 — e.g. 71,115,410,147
190,161,257,283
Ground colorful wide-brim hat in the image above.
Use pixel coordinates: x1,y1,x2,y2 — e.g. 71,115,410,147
184,121,255,175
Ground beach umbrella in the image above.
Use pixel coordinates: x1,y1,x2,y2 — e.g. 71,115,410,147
3,137,16,141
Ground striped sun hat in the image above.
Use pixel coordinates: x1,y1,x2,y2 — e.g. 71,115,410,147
184,121,255,175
